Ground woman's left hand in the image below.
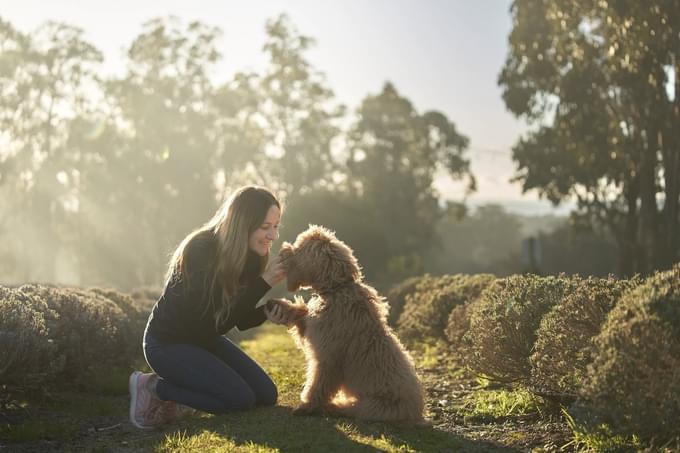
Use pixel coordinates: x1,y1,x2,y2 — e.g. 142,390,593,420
265,302,288,325
262,254,286,287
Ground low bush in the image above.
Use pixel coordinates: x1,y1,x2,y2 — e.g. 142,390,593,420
529,276,639,401
86,287,148,338
129,286,161,313
444,275,496,348
385,275,429,327
17,285,141,384
397,274,495,342
0,287,61,390
580,264,680,441
463,274,577,384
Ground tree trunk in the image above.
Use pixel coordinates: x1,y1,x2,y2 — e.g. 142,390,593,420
620,182,639,276
638,119,660,275
661,57,680,268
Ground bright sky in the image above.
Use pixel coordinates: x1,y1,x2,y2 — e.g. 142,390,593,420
1,0,573,215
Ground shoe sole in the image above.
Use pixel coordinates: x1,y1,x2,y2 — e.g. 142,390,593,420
129,371,153,430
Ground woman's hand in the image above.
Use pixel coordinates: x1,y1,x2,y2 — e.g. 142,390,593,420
265,301,289,325
265,298,308,326
261,254,286,287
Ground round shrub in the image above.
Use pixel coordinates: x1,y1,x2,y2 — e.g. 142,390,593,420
529,276,639,401
18,284,135,382
464,274,578,384
385,275,429,327
580,264,680,441
130,286,161,313
0,286,61,388
445,304,468,347
444,275,497,348
397,274,495,342
87,287,148,336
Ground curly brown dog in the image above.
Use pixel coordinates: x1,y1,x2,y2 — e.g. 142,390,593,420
268,225,425,424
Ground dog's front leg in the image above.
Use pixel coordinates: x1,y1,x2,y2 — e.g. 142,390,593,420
290,315,307,338
285,301,309,339
294,363,341,416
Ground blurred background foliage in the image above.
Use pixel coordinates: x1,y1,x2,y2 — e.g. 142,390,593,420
0,2,678,291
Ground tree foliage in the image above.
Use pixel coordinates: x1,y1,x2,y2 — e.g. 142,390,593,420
499,0,680,275
346,82,474,281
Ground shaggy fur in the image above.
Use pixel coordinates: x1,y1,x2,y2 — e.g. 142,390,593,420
269,225,426,424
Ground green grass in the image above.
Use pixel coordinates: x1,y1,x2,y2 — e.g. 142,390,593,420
147,323,494,452
561,409,642,453
2,322,506,452
453,387,544,423
84,365,142,396
0,419,79,443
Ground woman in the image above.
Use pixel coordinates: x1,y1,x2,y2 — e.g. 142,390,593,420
129,185,292,429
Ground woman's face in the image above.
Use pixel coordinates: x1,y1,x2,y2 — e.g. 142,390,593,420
248,204,281,257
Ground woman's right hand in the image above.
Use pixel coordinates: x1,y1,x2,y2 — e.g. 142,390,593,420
262,254,286,287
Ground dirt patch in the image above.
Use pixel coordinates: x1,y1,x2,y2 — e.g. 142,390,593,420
417,347,573,452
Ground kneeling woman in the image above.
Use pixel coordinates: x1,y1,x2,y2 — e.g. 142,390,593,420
129,186,289,429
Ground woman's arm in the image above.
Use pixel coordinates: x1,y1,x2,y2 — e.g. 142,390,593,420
231,277,271,330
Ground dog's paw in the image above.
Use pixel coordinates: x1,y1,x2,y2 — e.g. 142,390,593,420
267,298,307,325
265,298,290,311
288,302,308,321
292,402,318,416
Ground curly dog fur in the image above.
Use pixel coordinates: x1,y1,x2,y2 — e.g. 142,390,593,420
268,225,425,424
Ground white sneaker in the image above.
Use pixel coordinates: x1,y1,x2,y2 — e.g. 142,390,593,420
128,371,167,429
160,401,197,422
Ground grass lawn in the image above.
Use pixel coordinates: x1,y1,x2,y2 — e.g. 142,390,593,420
1,324,564,452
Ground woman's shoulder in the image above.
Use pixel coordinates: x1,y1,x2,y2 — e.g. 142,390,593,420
184,230,218,272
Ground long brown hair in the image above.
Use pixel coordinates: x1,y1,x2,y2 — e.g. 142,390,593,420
165,186,281,329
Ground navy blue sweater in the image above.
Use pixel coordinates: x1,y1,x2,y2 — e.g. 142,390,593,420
146,234,270,346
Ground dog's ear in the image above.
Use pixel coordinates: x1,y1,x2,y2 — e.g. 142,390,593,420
278,242,294,265
322,240,361,282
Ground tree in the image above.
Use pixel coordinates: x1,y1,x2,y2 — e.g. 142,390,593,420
0,18,103,282
242,14,345,200
347,82,474,282
499,0,680,275
105,17,228,285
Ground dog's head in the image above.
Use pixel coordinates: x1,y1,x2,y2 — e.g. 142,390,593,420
280,225,361,292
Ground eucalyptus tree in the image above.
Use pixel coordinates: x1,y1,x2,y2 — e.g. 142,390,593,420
499,0,680,274
242,14,345,200
106,17,228,284
347,82,473,281
0,18,103,282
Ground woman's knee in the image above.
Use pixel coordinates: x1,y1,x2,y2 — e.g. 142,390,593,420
218,385,257,411
258,381,278,406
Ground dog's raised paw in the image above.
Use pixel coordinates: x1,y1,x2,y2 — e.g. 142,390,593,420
266,298,289,311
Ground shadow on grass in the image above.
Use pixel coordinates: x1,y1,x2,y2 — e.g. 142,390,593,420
151,405,517,452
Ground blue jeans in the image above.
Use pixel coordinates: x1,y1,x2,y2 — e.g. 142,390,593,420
143,332,277,414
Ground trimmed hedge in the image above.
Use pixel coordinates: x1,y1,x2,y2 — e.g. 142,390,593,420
444,304,469,348
385,275,429,327
0,287,61,388
580,264,680,441
0,284,149,397
529,276,639,401
129,286,161,313
18,285,139,380
463,274,578,384
444,275,497,348
397,274,495,342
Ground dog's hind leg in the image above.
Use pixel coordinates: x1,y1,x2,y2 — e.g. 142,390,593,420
336,396,423,424
294,363,343,415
